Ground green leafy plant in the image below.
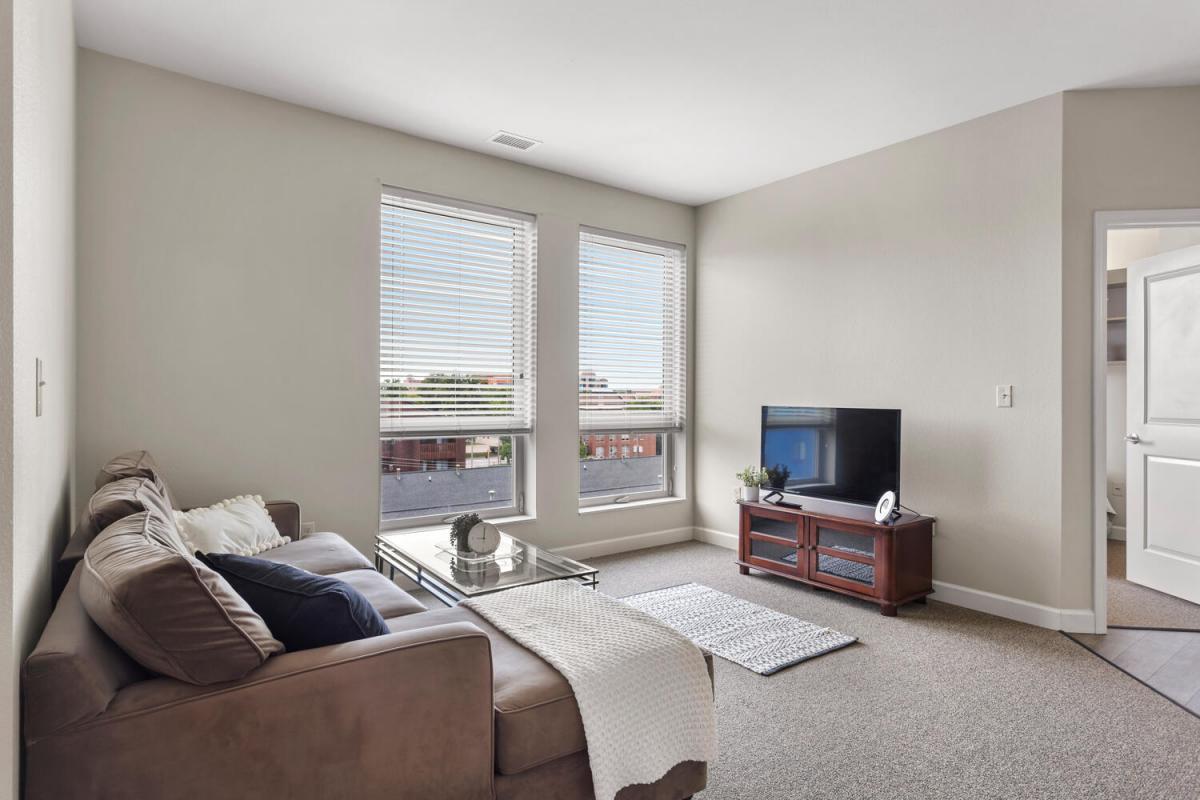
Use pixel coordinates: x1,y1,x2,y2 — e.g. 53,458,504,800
735,466,768,488
449,512,482,552
765,463,791,489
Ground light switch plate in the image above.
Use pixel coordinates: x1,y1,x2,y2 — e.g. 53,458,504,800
996,384,1013,408
301,521,316,537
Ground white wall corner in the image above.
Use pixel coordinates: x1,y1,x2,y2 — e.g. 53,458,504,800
932,580,1096,632
551,526,694,561
692,526,738,550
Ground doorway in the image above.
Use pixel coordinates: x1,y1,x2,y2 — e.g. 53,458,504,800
1098,221,1200,630
1072,212,1200,719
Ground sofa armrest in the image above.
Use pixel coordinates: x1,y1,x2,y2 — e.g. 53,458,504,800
24,623,495,800
264,500,301,539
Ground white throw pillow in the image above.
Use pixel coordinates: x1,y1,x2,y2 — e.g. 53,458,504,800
174,495,290,557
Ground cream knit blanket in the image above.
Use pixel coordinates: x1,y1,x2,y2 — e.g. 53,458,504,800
463,581,717,800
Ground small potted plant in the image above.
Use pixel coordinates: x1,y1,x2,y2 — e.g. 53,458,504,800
735,466,767,503
449,512,482,555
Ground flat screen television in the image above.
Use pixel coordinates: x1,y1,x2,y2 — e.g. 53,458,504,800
760,406,900,507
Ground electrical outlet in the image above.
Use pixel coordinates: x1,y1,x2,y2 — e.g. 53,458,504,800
301,521,316,537
996,384,1013,408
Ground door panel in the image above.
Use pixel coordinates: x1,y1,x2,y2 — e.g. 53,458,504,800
1146,266,1200,423
1145,456,1200,563
748,535,799,567
1127,244,1200,605
808,521,879,596
747,514,799,541
815,524,875,558
742,507,805,578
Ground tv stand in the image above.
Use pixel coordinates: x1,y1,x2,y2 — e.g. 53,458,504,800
737,498,934,616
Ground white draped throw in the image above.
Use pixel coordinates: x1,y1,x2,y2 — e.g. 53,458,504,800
463,581,717,800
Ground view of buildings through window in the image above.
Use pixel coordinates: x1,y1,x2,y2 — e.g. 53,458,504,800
379,381,667,520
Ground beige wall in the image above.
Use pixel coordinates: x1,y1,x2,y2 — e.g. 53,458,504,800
0,0,76,796
695,96,1067,608
76,50,695,560
1060,88,1200,609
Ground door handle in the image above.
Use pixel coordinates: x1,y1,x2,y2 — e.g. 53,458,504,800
1125,433,1141,444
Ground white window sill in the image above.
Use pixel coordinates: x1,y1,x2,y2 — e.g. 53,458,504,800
578,496,686,515
380,514,536,536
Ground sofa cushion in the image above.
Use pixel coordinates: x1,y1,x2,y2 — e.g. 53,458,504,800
80,510,283,685
332,568,427,619
387,605,586,774
256,531,373,574
94,450,178,510
196,553,389,651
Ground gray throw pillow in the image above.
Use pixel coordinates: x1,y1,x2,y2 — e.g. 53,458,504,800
80,509,283,685
75,476,181,556
93,450,179,510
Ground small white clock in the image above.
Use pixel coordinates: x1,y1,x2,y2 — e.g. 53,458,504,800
467,521,502,555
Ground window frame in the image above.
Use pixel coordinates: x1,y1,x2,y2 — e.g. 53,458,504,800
380,434,526,530
578,431,675,508
577,225,686,509
378,187,536,529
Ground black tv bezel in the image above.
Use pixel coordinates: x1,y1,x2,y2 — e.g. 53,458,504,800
759,405,901,509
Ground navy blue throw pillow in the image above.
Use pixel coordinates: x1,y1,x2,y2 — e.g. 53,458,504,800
196,552,389,652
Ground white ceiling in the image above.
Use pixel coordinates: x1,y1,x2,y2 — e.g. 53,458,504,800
74,0,1200,205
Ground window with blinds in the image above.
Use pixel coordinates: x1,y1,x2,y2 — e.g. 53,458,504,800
578,228,686,433
380,190,536,437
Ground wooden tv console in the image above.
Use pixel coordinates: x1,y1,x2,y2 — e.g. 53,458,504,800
737,498,934,616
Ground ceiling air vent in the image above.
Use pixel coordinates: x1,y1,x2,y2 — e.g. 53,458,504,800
489,130,542,151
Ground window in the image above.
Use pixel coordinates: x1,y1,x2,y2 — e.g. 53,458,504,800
380,189,535,524
578,228,685,505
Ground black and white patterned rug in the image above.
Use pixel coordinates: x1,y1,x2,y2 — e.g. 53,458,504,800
623,583,857,675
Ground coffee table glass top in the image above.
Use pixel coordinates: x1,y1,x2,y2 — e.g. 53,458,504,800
375,528,598,603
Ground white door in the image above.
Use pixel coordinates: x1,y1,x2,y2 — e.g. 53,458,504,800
1126,243,1200,605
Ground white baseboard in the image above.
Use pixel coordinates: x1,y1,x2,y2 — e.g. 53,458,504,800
552,526,694,561
931,580,1095,633
1108,525,1126,542
693,527,738,550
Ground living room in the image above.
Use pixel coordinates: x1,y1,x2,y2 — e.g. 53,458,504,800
4,1,1200,798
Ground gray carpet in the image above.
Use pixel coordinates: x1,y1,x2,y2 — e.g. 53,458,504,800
585,542,1200,800
1108,540,1200,630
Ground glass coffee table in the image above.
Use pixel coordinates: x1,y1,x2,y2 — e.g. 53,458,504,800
375,528,599,606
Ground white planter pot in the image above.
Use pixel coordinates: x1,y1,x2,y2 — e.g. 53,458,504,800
740,486,760,503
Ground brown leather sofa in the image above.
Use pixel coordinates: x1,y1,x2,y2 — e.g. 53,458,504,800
23,473,708,799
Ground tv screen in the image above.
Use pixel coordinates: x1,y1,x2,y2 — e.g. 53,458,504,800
760,406,900,507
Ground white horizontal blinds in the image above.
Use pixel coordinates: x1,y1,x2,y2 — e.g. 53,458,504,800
380,190,536,436
579,229,686,433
